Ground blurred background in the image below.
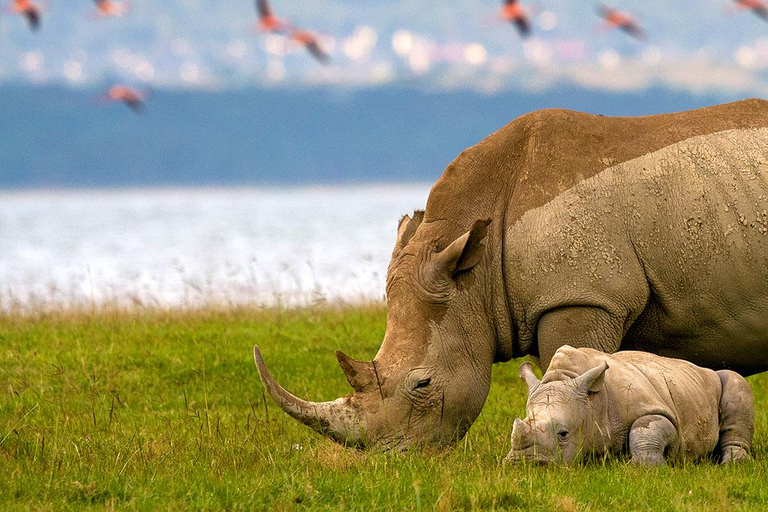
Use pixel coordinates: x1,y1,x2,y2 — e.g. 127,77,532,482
1,0,767,309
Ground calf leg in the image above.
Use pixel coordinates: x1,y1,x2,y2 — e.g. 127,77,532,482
716,370,754,464
628,415,678,466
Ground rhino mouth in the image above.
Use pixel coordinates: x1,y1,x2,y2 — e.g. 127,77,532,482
504,448,561,465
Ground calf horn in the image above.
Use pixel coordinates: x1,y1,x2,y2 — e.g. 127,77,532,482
253,346,364,446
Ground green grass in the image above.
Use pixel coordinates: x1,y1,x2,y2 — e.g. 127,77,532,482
2,305,768,511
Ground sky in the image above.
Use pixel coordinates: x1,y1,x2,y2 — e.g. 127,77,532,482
1,1,767,96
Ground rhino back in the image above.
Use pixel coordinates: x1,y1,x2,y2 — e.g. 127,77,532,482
504,121,768,374
424,99,768,234
620,128,768,372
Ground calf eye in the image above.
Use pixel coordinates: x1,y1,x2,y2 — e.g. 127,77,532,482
557,429,569,441
415,378,431,389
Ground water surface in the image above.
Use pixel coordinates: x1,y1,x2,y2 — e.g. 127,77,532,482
0,185,431,309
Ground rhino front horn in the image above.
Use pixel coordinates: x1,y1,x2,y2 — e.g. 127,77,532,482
253,345,365,446
511,418,531,439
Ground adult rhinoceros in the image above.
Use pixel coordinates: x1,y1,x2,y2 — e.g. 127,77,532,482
254,99,768,451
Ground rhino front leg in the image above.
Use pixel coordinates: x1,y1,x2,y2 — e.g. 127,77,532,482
536,307,625,370
628,415,678,466
716,370,754,464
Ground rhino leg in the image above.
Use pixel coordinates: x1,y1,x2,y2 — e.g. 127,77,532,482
716,370,754,464
628,415,678,466
536,307,625,370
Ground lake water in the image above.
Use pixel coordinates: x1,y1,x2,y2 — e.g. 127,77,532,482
0,185,432,310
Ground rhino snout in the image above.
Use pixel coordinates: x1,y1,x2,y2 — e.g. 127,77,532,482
504,448,560,465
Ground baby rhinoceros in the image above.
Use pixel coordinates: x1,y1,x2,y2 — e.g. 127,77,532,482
506,346,754,466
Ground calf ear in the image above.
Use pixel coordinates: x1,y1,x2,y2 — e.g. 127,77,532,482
519,361,540,395
433,219,492,276
574,361,609,395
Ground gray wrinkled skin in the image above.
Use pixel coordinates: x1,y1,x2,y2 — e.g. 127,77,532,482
506,346,754,465
254,100,768,451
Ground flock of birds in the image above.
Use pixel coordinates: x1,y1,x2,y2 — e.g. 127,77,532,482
5,0,768,112
500,0,767,39
5,0,333,112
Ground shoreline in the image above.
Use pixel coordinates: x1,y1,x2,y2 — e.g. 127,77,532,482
0,296,388,319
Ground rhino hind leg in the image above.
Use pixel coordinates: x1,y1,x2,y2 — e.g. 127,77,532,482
628,415,678,466
716,370,754,464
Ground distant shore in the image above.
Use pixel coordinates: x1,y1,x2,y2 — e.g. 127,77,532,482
1,185,431,313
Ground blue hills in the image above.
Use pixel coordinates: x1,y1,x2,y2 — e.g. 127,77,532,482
0,84,749,189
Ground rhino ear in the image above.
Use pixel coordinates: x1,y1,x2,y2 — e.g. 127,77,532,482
519,361,540,395
574,361,608,395
336,350,377,393
433,219,492,276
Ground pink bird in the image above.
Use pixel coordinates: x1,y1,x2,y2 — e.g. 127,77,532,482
93,0,130,18
7,0,42,31
255,0,291,33
727,0,768,21
290,29,329,63
597,3,644,40
100,85,146,113
501,0,532,38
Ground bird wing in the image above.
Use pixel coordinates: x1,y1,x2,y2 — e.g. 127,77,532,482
597,4,611,18
256,0,272,19
26,9,40,30
124,98,144,113
754,5,768,19
305,40,328,63
514,16,531,36
621,21,644,39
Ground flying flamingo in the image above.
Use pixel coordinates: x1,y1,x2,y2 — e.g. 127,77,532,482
501,0,532,38
100,85,146,113
726,0,768,21
255,0,291,33
597,3,644,40
290,30,329,63
7,0,42,31
93,0,130,18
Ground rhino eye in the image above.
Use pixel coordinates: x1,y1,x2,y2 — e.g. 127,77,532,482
414,378,431,389
557,429,569,441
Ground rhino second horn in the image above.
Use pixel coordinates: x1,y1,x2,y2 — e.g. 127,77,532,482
335,350,377,393
253,345,364,446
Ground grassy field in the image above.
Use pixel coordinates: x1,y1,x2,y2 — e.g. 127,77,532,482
2,305,768,511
